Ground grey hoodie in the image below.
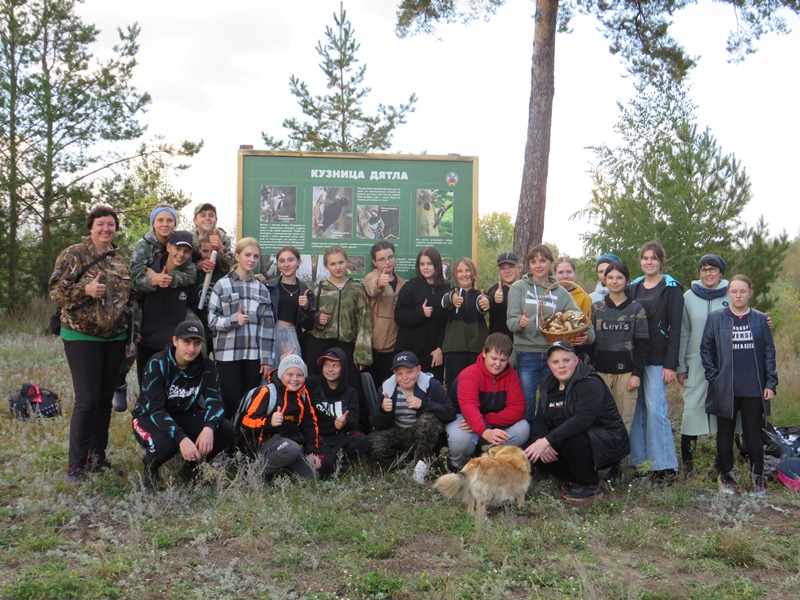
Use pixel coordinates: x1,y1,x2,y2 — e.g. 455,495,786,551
506,274,594,352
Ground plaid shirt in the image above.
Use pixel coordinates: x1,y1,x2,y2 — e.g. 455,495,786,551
208,271,276,366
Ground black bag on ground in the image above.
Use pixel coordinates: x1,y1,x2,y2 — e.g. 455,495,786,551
8,383,62,418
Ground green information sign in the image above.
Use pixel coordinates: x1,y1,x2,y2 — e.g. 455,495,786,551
237,150,478,282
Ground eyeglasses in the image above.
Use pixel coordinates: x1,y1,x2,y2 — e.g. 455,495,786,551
699,267,719,274
375,255,395,264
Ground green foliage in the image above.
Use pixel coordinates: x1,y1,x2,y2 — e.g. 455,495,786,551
476,211,514,290
577,80,787,300
0,0,200,308
263,7,417,153
395,1,800,254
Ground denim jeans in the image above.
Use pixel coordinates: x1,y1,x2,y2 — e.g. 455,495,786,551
516,351,549,422
629,365,678,471
445,415,531,469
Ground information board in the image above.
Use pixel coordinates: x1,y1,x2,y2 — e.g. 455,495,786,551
237,150,478,283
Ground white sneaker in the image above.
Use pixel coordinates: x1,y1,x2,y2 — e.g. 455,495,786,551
412,459,429,485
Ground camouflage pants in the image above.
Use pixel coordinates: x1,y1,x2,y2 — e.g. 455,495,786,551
368,412,443,465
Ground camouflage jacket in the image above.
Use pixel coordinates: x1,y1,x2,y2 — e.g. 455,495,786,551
191,226,234,274
49,237,132,337
309,278,373,366
130,230,197,294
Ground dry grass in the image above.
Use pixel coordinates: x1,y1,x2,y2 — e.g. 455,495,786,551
1,316,799,599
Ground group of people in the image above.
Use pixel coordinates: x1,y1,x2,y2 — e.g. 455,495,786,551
49,202,778,501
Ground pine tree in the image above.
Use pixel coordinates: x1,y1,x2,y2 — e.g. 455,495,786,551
262,6,417,153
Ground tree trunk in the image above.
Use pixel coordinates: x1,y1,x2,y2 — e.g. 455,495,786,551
514,0,558,258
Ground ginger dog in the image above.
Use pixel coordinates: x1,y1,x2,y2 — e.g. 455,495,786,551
434,445,530,531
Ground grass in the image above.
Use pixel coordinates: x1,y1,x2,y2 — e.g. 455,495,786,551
1,309,799,598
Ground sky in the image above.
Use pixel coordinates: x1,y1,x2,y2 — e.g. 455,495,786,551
77,0,800,257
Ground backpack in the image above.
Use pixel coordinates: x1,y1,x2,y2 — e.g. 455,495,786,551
8,383,62,419
234,383,278,456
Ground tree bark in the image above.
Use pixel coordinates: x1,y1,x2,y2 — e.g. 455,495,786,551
514,0,558,258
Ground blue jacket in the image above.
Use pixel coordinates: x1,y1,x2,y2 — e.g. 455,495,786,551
700,308,777,420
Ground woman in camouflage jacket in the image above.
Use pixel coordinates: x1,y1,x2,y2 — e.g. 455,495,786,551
49,205,133,481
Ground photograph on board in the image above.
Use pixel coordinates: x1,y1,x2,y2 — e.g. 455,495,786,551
356,205,400,240
312,186,353,239
261,185,297,222
416,189,454,237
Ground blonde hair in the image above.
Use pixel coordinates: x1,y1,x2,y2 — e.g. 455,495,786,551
235,237,260,254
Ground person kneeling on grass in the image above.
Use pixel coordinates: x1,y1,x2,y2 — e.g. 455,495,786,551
240,354,322,480
445,332,530,471
369,352,455,483
524,341,629,503
306,347,371,477
132,320,235,489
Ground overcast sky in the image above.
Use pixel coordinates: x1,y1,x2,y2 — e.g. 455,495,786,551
77,0,800,257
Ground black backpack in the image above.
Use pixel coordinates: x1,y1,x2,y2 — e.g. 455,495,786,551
234,383,278,456
8,383,62,419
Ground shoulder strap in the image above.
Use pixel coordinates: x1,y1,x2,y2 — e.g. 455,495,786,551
76,250,112,281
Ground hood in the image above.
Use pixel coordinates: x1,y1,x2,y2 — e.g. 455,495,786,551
475,351,513,381
630,274,682,289
522,273,556,291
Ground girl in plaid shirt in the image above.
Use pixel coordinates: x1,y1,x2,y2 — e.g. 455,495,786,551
208,237,276,418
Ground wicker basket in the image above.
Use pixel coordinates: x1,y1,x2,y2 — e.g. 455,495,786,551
537,280,591,344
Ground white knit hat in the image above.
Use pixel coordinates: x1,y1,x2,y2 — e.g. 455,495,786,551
277,354,307,379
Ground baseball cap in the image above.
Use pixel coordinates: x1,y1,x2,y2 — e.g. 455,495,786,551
168,230,194,248
497,252,520,267
546,340,576,357
194,202,217,217
316,347,346,366
174,320,205,341
391,351,419,370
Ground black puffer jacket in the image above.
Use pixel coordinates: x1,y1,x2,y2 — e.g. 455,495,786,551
532,359,629,469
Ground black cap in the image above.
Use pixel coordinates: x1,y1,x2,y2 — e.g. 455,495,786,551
497,252,520,266
174,320,205,341
391,351,419,370
546,340,576,357
168,230,194,249
316,347,345,366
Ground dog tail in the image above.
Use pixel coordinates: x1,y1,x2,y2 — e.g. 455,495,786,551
434,473,469,503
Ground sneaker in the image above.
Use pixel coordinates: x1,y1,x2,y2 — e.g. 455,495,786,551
112,383,128,412
604,465,622,486
86,456,123,476
562,484,604,503
649,469,677,484
749,474,766,498
66,466,87,482
141,468,161,491
178,461,200,484
412,459,429,485
718,471,738,495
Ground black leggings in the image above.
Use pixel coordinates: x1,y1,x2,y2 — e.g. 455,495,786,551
716,396,764,476
63,338,127,469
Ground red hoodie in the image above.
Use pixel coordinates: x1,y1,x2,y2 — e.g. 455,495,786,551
452,353,526,436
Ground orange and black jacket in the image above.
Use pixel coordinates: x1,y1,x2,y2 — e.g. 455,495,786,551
241,379,320,455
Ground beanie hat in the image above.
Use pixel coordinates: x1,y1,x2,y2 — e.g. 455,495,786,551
277,354,308,379
596,253,620,266
698,254,727,275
